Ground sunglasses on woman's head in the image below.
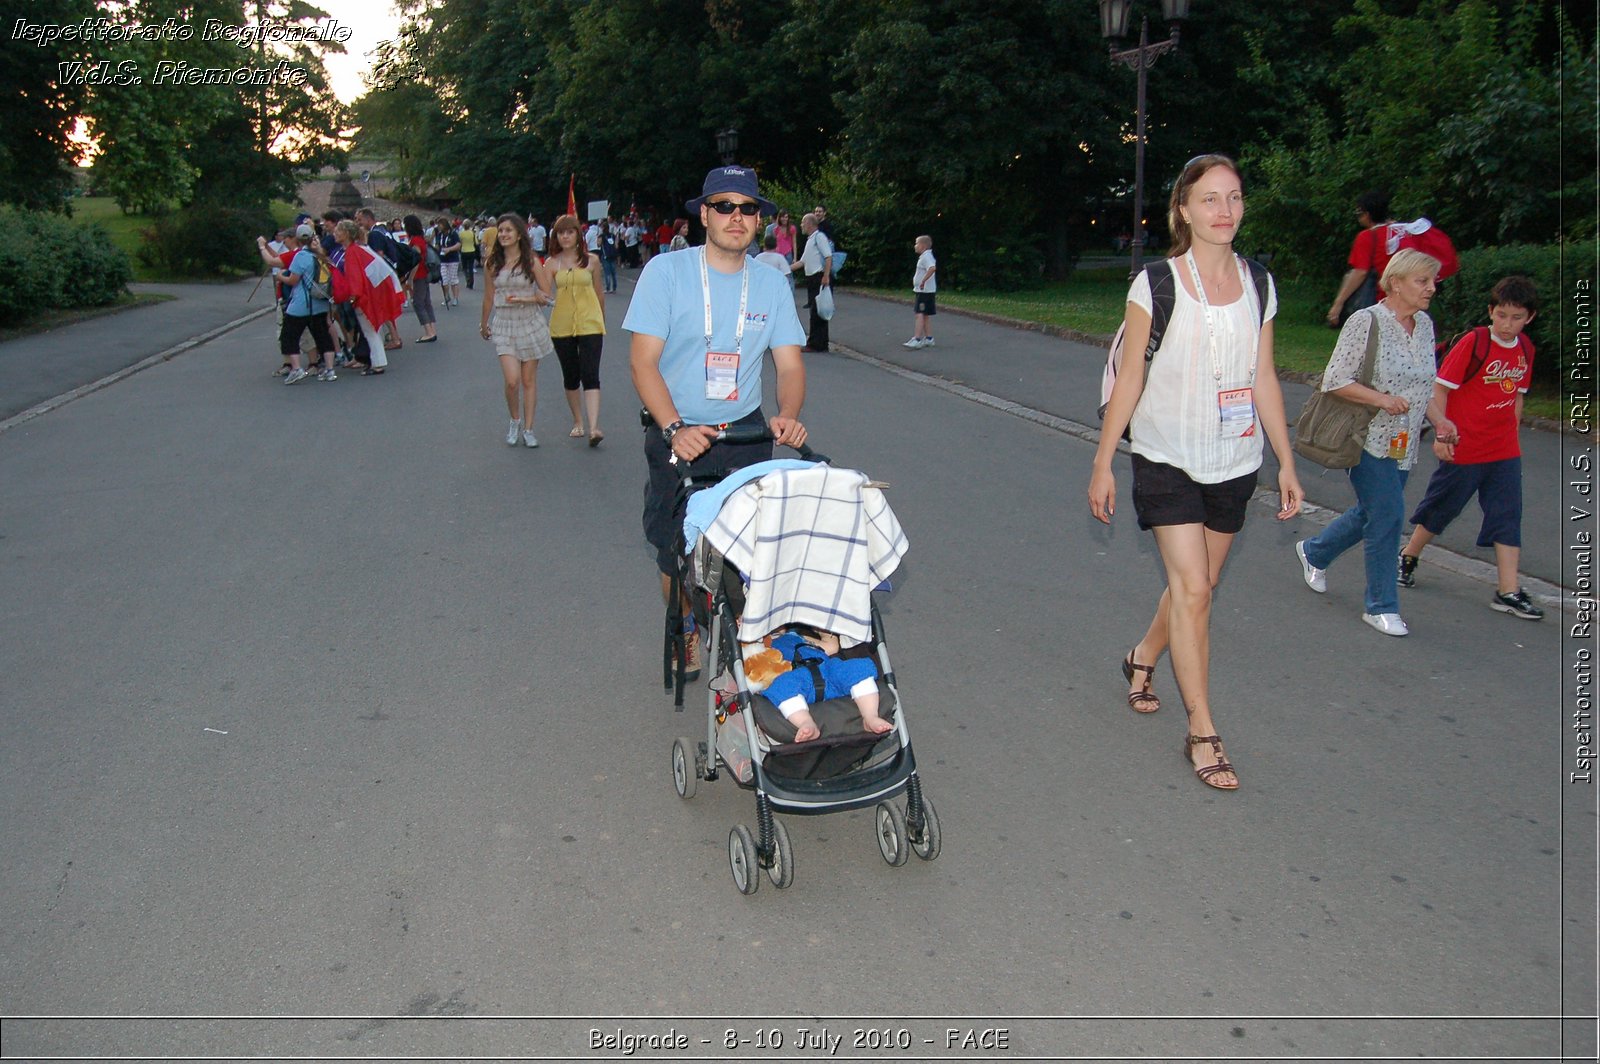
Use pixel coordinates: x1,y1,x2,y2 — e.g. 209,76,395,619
705,200,760,216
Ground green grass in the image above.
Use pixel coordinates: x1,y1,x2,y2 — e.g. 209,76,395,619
72,197,300,282
861,269,1569,418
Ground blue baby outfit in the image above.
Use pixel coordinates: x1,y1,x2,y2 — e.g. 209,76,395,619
761,632,878,709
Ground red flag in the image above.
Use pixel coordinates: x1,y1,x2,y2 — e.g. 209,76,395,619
567,173,576,217
336,242,405,328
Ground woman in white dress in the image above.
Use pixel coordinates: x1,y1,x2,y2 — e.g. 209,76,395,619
479,213,554,448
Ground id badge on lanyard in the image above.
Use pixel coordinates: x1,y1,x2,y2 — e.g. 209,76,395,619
706,351,739,401
1218,386,1256,438
1184,251,1260,441
701,249,749,402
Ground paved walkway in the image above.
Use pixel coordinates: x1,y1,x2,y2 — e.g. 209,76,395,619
0,270,1580,596
0,279,269,422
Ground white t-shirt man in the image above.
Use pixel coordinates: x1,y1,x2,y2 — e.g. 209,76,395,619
914,249,937,293
585,225,601,253
529,223,547,254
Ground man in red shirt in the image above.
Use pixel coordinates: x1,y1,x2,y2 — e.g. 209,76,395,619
1325,190,1394,326
1398,276,1542,619
655,219,675,255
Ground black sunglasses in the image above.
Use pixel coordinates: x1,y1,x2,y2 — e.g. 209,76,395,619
705,200,760,216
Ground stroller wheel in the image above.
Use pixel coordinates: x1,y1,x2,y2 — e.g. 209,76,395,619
766,818,794,890
910,796,942,862
729,825,760,895
671,738,697,799
875,802,910,867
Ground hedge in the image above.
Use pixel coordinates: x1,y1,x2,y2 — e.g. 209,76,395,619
0,208,132,326
136,204,278,277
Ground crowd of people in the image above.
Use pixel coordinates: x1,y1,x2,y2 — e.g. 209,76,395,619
256,189,849,433
251,158,1544,797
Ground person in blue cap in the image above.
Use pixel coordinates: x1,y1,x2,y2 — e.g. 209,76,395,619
625,164,810,679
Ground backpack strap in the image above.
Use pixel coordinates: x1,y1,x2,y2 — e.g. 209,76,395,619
1142,259,1177,363
1242,257,1272,328
1459,326,1492,384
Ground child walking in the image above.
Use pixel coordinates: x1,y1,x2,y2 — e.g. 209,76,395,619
1398,276,1542,619
903,235,937,349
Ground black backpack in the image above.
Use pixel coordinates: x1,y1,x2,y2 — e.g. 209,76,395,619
370,228,419,278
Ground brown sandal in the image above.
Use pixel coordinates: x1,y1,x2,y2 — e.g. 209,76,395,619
1121,651,1161,713
1184,734,1239,790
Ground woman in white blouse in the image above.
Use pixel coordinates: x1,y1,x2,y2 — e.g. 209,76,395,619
1294,249,1453,638
1089,154,1303,791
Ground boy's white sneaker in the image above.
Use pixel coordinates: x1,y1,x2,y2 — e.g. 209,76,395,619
901,338,922,348
1362,612,1409,637
505,419,520,446
920,337,934,347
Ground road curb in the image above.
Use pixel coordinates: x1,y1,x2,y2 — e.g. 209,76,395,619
826,340,1577,613
0,306,273,436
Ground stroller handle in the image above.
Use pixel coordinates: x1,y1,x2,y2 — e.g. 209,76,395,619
673,420,828,466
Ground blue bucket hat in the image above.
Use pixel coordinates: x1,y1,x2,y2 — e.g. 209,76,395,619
686,165,777,216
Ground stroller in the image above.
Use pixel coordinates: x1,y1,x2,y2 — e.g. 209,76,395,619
662,423,941,894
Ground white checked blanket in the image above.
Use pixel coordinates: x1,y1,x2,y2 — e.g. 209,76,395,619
702,465,908,647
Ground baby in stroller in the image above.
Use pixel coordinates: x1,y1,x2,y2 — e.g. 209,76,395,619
746,627,893,741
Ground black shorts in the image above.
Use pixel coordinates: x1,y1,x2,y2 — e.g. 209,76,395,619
643,408,772,575
1130,453,1258,534
913,292,936,316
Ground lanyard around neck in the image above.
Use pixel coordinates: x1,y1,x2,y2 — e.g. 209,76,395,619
699,247,750,355
1183,251,1257,385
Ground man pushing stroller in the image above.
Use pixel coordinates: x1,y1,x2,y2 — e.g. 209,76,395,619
626,165,810,677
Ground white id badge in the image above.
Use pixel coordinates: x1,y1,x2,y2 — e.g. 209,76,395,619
1218,386,1256,438
705,351,740,401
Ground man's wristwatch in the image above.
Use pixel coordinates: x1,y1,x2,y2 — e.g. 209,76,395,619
661,419,686,443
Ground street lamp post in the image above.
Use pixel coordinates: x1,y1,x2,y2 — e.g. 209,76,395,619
1100,0,1189,277
716,127,740,166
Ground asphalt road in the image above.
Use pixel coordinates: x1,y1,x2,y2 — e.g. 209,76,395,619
0,270,1593,1061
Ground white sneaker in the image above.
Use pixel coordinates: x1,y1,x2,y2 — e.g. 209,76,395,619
523,429,539,448
283,367,309,385
506,419,520,446
902,337,922,348
1295,541,1326,593
921,337,935,348
1362,612,1409,637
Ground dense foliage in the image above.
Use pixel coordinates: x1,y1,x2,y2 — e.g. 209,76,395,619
0,208,132,325
353,0,1591,290
136,204,279,276
1,1,348,216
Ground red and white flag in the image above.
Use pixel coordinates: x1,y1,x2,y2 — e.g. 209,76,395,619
334,242,405,328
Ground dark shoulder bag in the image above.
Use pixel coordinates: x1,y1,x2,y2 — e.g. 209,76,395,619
1293,309,1383,469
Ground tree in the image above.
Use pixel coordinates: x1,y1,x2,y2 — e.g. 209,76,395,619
84,0,348,213
1240,0,1584,277
0,0,98,211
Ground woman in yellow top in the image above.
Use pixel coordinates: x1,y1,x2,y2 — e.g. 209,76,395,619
546,214,607,445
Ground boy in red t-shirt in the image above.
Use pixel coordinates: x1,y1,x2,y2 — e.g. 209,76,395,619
1398,276,1541,619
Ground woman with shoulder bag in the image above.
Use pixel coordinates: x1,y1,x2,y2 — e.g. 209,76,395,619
1294,249,1455,637
1088,154,1303,792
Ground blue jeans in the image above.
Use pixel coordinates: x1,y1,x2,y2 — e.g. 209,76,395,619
1302,450,1409,615
601,257,617,291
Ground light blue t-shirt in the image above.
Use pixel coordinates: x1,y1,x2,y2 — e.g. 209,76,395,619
622,247,806,425
284,248,329,317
